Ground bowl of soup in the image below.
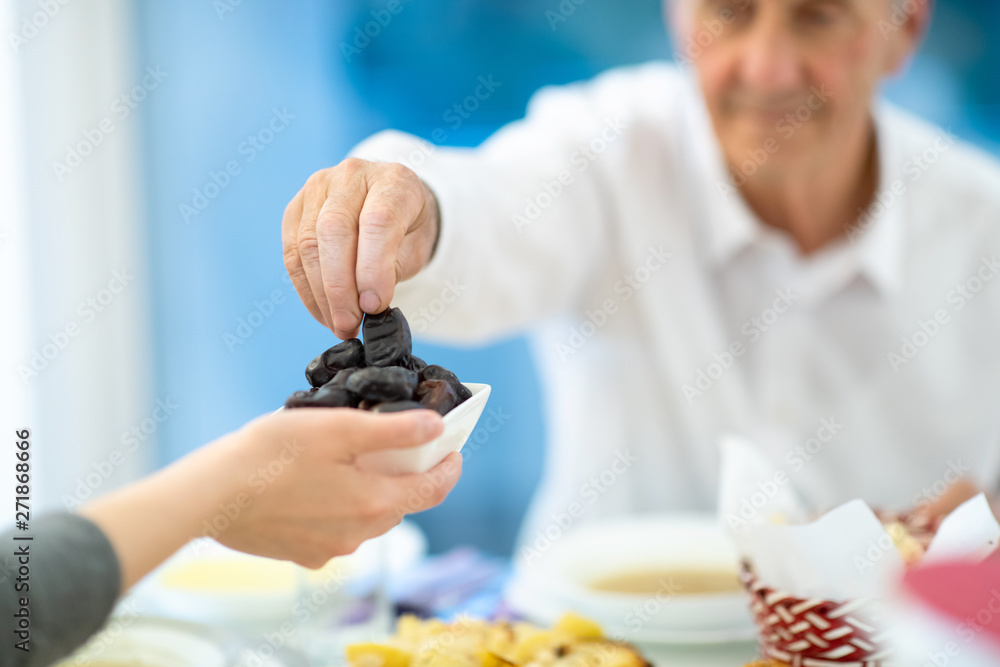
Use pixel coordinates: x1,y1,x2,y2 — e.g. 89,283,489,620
505,514,755,644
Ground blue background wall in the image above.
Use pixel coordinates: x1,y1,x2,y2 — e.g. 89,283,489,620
136,0,999,557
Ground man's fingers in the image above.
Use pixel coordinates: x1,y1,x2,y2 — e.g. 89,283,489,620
385,452,463,515
298,174,335,330
917,478,979,520
355,169,423,314
317,185,366,340
282,190,328,327
284,161,431,333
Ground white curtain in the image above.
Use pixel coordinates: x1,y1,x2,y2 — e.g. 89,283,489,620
0,2,30,521
4,0,154,516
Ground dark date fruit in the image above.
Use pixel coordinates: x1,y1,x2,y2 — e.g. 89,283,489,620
284,385,356,409
327,368,359,389
287,308,473,415
284,389,317,409
372,400,423,413
311,384,358,408
305,338,366,387
405,355,428,373
419,365,472,404
345,367,419,402
363,308,412,367
415,379,457,416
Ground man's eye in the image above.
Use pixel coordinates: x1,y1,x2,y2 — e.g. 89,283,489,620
712,0,754,25
797,3,844,27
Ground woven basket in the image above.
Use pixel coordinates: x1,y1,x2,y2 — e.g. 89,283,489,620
741,564,892,666
740,511,939,666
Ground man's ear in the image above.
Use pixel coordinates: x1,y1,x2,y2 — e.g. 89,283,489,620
884,0,933,76
664,0,692,60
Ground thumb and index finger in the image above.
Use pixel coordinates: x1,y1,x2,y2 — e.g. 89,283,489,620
282,160,430,340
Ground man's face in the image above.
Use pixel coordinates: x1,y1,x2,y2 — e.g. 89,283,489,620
673,0,920,177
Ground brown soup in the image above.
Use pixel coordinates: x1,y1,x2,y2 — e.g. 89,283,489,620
589,568,741,595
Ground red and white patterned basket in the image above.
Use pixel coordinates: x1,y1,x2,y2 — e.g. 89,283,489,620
741,563,892,666
740,510,941,666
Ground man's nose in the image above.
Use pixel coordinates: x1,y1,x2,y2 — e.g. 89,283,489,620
738,16,803,94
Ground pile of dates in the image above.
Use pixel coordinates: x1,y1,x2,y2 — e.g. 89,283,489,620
284,307,472,416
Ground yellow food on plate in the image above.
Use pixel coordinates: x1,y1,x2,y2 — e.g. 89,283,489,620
552,613,604,640
346,613,649,667
347,645,413,667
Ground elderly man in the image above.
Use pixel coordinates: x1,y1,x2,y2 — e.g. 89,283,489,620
282,0,1000,546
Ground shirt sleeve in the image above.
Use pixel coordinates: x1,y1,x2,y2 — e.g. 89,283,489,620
0,513,121,667
349,71,640,344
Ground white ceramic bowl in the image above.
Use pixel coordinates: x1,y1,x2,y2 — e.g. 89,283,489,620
506,514,756,644
357,382,491,475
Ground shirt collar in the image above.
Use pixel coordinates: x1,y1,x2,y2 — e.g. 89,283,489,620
686,74,906,299
854,101,907,297
683,74,761,267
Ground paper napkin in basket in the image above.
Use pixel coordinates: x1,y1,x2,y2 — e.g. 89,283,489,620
718,434,1000,665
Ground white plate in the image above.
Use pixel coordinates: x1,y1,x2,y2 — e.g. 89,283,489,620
131,521,426,633
56,616,307,667
357,382,491,474
505,514,756,644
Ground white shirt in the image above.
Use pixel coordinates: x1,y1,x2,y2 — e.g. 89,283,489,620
351,62,1000,550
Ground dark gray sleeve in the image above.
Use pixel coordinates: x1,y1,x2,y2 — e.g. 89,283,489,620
0,513,121,667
